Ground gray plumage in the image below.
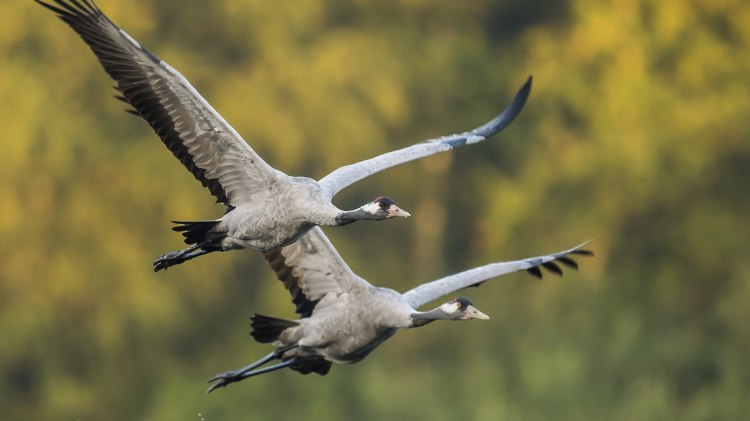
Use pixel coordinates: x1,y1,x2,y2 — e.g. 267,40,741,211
206,227,592,391
37,0,533,271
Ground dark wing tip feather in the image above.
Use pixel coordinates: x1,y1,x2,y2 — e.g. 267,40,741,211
542,261,563,277
35,0,97,18
571,249,594,257
34,0,69,16
66,0,97,14
526,243,593,280
469,75,533,138
526,266,543,279
555,256,579,270
114,94,140,115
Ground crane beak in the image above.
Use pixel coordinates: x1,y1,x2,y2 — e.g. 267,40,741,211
464,305,490,320
387,205,411,218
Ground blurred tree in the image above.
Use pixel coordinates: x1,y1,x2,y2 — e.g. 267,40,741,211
1,0,748,419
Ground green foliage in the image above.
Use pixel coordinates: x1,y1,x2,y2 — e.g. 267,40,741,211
2,0,748,419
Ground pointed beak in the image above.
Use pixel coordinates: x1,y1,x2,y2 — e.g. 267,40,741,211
388,205,411,218
464,305,490,320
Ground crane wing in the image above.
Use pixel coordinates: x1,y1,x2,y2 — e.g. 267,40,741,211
317,76,532,198
263,227,371,317
402,242,593,309
37,0,280,207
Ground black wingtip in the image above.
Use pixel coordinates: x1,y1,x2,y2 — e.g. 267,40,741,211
542,261,564,277
526,266,543,279
556,256,579,270
518,75,533,101
34,0,68,17
514,74,533,111
524,241,594,280
113,94,139,115
469,74,533,138
36,0,97,18
571,249,594,257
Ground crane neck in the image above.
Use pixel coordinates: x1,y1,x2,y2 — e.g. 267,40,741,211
409,308,455,327
334,208,381,225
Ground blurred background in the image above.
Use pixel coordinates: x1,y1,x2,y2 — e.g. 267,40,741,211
2,0,749,419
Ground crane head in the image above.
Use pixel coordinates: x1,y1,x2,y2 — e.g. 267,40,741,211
440,297,490,320
361,196,411,219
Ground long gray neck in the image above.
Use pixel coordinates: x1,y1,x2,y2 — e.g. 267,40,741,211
334,208,379,226
410,308,454,327
308,205,362,227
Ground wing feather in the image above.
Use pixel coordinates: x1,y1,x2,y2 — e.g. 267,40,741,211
317,76,532,198
402,241,593,309
262,227,371,317
37,0,279,207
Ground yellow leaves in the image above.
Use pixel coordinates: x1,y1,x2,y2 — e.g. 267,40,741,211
649,0,695,44
420,152,453,175
96,0,156,35
3,0,749,418
215,27,412,173
0,4,31,46
224,0,324,36
730,5,750,42
0,68,46,170
570,10,619,60
310,31,409,124
676,32,734,88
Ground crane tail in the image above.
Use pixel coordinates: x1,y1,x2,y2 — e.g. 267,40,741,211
171,219,222,245
250,314,299,343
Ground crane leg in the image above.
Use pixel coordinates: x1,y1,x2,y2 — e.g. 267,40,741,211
207,356,298,393
153,244,211,271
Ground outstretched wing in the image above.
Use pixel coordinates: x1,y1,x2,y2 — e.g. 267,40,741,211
317,76,532,198
262,227,371,317
402,242,593,309
37,0,280,207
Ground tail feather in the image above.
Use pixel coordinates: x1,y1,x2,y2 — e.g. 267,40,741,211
171,220,221,245
251,314,299,343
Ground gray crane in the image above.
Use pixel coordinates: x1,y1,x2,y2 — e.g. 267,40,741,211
207,227,591,392
37,0,532,271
